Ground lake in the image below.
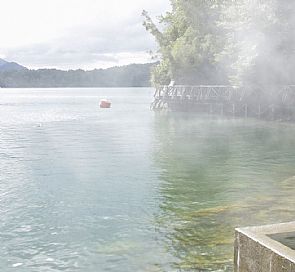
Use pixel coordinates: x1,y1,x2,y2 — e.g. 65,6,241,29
1,88,295,271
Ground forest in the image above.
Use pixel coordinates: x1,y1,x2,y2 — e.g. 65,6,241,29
143,0,295,87
0,63,155,88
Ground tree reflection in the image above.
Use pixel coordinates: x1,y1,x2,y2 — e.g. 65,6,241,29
152,113,295,271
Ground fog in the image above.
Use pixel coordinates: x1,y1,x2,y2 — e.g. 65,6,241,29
146,0,295,118
221,0,295,88
145,0,295,90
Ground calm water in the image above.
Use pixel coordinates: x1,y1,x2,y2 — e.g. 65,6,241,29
1,88,295,272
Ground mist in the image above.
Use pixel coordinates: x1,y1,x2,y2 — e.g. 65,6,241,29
144,0,295,89
1,1,295,272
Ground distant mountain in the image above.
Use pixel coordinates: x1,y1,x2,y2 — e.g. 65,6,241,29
0,59,7,66
0,58,27,72
0,62,156,88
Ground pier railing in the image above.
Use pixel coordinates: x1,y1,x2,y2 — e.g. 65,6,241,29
151,85,295,120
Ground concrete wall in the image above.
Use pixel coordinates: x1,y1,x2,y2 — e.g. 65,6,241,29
234,222,295,272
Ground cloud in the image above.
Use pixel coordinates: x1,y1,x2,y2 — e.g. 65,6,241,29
0,0,170,69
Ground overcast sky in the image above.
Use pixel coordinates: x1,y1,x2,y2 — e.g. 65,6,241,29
0,0,170,70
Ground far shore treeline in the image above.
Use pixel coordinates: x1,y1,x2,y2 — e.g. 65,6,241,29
143,0,295,88
0,62,155,88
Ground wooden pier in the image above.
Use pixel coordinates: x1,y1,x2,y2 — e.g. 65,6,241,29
151,85,295,121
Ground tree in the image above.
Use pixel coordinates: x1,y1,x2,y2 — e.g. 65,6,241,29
144,0,295,87
143,0,227,86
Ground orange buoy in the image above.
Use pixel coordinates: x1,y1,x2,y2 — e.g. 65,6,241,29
100,99,111,108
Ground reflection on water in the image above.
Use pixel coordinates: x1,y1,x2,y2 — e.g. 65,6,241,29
0,88,295,271
269,231,295,250
153,113,295,271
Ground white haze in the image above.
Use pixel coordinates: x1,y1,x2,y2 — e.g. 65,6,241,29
0,0,170,70
219,0,295,87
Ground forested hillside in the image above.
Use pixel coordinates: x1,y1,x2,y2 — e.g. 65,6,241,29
0,63,155,88
143,0,295,87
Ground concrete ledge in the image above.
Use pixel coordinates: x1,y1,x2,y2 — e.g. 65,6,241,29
234,222,295,272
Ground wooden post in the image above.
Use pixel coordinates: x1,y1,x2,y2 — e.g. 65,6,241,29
271,105,275,120
232,103,235,117
245,104,248,118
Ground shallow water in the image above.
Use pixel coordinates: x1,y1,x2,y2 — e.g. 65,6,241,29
0,88,295,271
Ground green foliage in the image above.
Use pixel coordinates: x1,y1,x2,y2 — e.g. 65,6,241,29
143,0,227,85
151,60,171,86
0,63,156,88
144,0,295,87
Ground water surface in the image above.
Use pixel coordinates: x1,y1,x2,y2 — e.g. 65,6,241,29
1,88,295,271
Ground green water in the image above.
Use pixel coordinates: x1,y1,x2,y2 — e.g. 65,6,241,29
0,88,295,271
154,113,295,271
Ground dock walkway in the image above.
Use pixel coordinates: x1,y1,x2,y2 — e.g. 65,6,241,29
151,85,295,120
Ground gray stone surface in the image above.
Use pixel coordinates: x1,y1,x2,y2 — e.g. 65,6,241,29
234,222,295,272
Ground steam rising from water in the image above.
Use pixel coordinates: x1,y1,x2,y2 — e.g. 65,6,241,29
220,0,295,87
154,0,295,88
